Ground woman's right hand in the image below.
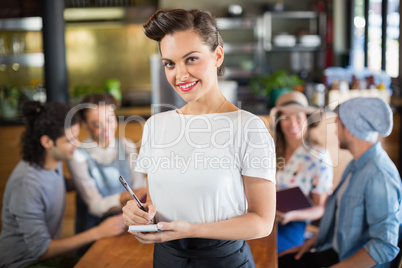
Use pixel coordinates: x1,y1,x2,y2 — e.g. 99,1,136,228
122,200,157,226
276,210,296,225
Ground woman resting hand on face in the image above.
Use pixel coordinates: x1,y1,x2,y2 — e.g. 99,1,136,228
269,91,333,254
122,9,276,267
68,93,147,240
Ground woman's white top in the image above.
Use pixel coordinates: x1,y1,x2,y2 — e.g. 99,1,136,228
136,109,276,224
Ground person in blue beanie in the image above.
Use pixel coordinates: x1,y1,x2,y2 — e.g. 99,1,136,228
279,97,402,268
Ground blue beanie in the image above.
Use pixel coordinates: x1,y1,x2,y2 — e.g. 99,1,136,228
338,97,393,141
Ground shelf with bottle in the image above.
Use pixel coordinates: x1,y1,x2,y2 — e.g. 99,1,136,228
265,45,324,52
217,17,262,55
0,53,44,67
216,17,264,80
262,11,326,52
0,17,42,31
223,43,258,54
0,17,43,68
216,17,258,30
324,67,392,110
225,67,257,79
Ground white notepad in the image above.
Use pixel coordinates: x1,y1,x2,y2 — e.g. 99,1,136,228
129,224,159,232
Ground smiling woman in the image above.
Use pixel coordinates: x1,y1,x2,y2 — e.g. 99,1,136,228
269,91,333,253
159,29,225,113
121,9,277,268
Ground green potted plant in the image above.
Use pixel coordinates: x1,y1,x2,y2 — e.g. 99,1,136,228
104,79,122,107
70,78,122,107
249,70,304,108
0,85,20,118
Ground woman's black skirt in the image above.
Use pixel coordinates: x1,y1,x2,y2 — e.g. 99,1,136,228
153,238,256,268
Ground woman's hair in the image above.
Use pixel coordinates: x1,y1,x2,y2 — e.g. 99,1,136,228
78,93,117,122
274,111,321,168
143,9,225,76
21,101,79,167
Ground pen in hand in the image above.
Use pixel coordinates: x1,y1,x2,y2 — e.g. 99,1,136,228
119,175,147,212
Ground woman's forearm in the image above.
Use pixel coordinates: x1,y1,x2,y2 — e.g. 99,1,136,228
288,205,325,222
188,211,274,240
188,178,276,241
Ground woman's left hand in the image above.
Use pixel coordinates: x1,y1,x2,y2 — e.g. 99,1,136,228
130,220,192,244
276,210,295,225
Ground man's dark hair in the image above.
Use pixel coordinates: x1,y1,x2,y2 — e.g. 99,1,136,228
78,93,117,122
21,101,79,167
333,104,344,126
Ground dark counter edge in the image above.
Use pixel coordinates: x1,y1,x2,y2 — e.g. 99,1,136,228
0,117,26,125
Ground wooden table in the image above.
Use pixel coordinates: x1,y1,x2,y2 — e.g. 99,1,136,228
75,231,277,268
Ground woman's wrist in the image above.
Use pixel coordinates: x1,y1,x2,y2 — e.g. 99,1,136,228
287,210,297,222
186,223,198,238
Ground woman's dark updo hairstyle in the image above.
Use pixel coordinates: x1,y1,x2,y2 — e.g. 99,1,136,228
21,101,79,167
143,9,225,76
78,93,117,122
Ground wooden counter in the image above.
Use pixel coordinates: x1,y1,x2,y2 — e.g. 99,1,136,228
114,106,152,118
75,230,277,268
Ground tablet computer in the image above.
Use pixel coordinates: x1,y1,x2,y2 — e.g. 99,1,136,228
276,186,313,213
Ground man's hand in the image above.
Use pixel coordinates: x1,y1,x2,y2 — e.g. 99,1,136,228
95,214,126,239
119,191,132,206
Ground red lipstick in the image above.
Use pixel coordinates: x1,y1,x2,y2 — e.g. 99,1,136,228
177,81,198,92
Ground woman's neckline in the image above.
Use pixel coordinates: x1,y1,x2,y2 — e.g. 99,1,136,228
284,144,304,166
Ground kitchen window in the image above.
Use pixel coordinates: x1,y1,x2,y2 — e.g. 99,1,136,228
351,0,400,77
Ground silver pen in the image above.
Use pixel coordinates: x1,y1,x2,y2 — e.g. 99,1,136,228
119,175,147,212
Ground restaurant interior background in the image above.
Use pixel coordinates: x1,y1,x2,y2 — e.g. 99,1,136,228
0,0,401,238
0,0,400,113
